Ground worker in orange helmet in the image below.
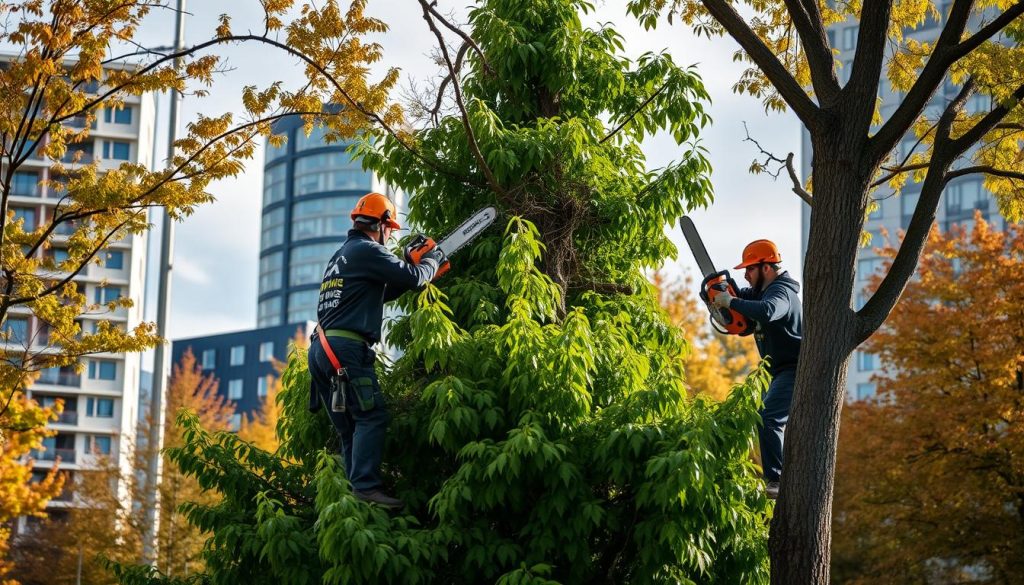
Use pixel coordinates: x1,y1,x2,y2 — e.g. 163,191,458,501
710,239,803,499
308,192,447,509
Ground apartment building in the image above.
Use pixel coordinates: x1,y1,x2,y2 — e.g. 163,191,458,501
4,55,156,531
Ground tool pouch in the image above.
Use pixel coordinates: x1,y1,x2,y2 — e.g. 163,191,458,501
351,376,377,411
330,368,349,413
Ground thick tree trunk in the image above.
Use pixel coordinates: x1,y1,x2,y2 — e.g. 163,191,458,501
769,134,870,584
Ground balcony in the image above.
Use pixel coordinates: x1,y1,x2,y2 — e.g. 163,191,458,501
55,411,78,425
32,448,76,463
37,368,81,387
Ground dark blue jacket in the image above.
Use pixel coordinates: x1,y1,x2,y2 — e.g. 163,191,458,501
730,271,803,375
316,230,438,342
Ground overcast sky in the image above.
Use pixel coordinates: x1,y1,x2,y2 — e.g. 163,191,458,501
131,1,805,342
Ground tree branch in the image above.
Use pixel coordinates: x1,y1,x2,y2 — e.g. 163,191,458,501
743,123,813,205
856,80,973,343
869,0,975,160
845,0,895,130
950,82,1024,155
698,0,821,127
780,0,840,104
950,1,1024,61
599,81,668,144
945,165,1024,183
418,0,507,198
423,1,493,76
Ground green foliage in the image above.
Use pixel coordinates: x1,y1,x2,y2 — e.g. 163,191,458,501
119,0,772,583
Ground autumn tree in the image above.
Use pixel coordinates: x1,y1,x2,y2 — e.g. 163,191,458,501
115,0,775,582
627,0,1024,578
653,271,760,401
831,216,1024,583
0,396,62,582
0,0,402,569
6,349,232,583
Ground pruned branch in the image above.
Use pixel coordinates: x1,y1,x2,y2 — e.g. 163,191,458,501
743,123,813,205
698,0,821,127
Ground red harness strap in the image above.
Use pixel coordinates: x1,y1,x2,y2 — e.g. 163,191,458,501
316,325,345,374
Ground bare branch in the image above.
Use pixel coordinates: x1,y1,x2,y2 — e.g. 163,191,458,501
945,165,1024,183
423,1,494,76
418,0,507,197
698,0,821,127
431,42,470,126
743,123,813,205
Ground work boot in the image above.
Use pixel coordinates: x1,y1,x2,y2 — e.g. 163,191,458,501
354,489,404,510
766,481,780,500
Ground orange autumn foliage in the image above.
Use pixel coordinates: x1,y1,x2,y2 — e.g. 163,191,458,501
833,215,1024,583
653,271,760,401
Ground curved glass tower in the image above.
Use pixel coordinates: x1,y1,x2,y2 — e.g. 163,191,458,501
258,119,399,327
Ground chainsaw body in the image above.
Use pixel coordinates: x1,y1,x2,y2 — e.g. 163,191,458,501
699,270,755,336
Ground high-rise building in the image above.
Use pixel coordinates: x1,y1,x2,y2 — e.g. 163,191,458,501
5,54,156,532
258,118,406,327
800,16,1008,402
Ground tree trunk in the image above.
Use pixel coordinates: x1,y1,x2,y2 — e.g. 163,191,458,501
769,134,870,584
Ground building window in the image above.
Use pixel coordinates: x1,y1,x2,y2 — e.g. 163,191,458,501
103,106,132,124
263,163,287,206
857,351,876,372
288,289,319,323
103,250,124,269
12,171,40,197
229,345,245,366
289,242,336,286
295,125,330,151
945,180,986,217
261,207,286,249
102,140,131,160
229,413,242,431
88,435,112,455
855,383,877,401
201,349,216,369
842,26,858,50
258,297,282,328
857,257,884,282
292,152,372,196
259,252,283,295
3,317,29,343
900,191,920,228
228,379,244,400
257,376,269,397
86,397,115,417
12,207,36,231
291,195,361,241
88,360,117,380
63,141,94,163
265,132,290,162
259,341,274,362
94,286,122,304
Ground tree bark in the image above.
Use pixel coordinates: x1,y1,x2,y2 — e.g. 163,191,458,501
769,125,870,584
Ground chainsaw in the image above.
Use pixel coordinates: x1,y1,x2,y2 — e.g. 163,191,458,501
405,207,497,277
679,216,755,336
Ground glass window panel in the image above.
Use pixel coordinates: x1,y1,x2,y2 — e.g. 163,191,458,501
201,349,216,369
855,383,876,400
289,243,338,286
12,171,40,197
295,126,330,151
228,379,243,400
842,26,858,50
90,435,112,455
261,208,286,249
104,250,124,269
259,342,274,362
258,297,282,328
257,377,268,397
95,398,114,417
263,163,287,205
266,131,290,162
259,252,284,294
287,290,319,323
230,345,245,366
12,207,36,231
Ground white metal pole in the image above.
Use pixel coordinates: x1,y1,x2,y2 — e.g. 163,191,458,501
141,0,186,565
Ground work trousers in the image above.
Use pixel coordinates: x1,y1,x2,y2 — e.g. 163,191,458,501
759,368,795,483
308,337,390,492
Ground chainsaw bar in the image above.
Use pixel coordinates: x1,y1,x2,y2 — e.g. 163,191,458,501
436,206,497,257
679,216,718,278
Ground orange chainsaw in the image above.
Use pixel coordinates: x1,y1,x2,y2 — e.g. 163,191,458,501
680,216,755,336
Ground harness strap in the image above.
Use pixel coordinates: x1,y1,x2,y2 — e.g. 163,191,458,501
316,325,345,374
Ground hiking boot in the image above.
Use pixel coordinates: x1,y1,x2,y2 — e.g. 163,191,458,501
354,489,404,509
766,481,780,500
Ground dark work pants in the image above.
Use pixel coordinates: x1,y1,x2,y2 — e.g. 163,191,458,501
308,337,389,492
759,368,795,483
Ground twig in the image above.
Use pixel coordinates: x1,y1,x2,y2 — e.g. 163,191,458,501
742,122,813,205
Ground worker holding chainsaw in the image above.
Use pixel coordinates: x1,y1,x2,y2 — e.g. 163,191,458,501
711,240,802,500
307,192,447,509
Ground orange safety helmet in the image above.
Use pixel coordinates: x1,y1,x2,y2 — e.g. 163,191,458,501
350,192,401,230
734,239,782,269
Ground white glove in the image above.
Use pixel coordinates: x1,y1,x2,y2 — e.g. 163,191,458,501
711,290,734,309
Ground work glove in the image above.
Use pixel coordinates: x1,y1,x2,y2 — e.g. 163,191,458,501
422,247,450,280
711,289,734,309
